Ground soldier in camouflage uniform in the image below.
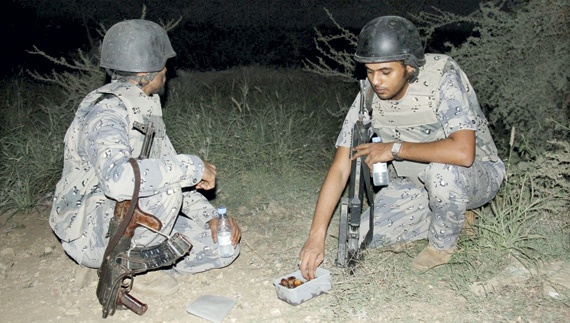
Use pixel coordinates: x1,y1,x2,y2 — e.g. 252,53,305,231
299,16,504,278
49,19,241,293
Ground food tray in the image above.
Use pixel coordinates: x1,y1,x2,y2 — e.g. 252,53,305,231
272,267,332,306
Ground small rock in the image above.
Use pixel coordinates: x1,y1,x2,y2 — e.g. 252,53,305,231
0,247,15,275
543,284,563,300
27,279,39,288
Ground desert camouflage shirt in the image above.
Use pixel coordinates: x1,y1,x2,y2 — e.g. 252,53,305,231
336,54,501,174
50,81,207,242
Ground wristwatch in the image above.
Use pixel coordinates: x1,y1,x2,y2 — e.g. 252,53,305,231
391,142,403,161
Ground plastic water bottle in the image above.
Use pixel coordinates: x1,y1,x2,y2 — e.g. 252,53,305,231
371,137,389,186
216,206,234,258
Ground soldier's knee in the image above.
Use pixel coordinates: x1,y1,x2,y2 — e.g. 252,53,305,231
422,163,466,200
218,245,240,267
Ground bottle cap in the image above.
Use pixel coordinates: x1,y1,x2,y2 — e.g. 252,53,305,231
217,206,227,214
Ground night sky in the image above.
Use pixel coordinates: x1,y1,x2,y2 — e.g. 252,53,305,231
4,0,481,78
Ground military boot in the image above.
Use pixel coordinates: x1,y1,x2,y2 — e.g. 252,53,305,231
461,210,477,238
132,270,179,296
411,245,456,273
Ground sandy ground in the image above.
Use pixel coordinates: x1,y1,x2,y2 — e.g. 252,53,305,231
0,204,340,323
1,204,569,323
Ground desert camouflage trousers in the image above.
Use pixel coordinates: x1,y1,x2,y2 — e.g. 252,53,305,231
359,160,505,250
61,188,239,274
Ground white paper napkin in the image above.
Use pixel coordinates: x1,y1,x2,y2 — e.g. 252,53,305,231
186,294,237,323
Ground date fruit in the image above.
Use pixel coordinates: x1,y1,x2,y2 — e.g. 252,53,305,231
279,276,306,289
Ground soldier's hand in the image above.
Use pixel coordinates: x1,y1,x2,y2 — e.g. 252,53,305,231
353,142,392,169
298,238,325,280
209,216,241,247
228,217,241,246
196,161,216,190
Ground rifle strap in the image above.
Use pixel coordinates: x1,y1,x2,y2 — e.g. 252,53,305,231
102,158,141,261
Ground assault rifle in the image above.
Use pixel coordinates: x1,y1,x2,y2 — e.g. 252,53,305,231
96,121,193,318
336,80,376,270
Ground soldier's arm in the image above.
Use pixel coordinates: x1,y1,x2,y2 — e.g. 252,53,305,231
353,69,477,168
81,100,205,200
299,146,351,279
353,130,475,167
393,130,475,166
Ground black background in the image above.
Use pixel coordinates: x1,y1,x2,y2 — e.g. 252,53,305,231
3,0,481,78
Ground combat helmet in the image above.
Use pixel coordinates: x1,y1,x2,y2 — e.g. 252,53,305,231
354,16,425,70
100,19,176,73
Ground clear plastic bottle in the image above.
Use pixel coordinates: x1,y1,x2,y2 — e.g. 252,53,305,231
371,137,390,186
216,206,234,258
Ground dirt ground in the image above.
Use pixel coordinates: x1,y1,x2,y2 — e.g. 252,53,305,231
1,203,569,323
0,204,340,323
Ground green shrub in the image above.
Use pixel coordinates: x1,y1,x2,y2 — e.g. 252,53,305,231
0,78,68,219
415,0,570,158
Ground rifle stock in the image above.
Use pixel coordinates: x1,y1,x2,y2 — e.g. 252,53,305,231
96,199,162,318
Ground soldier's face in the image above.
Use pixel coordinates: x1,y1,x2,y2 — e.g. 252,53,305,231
365,62,414,100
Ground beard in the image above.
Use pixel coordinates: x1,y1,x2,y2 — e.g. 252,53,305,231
156,85,165,96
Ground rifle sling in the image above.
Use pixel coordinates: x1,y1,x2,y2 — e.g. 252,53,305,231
102,158,141,261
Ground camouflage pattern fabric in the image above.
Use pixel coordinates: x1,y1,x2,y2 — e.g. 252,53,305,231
358,161,504,250
337,54,505,250
50,81,238,272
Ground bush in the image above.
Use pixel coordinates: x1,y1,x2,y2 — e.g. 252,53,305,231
0,78,69,218
415,0,570,158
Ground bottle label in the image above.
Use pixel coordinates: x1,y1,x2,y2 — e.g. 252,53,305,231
373,162,390,186
218,232,232,246
217,231,233,257
374,163,388,172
